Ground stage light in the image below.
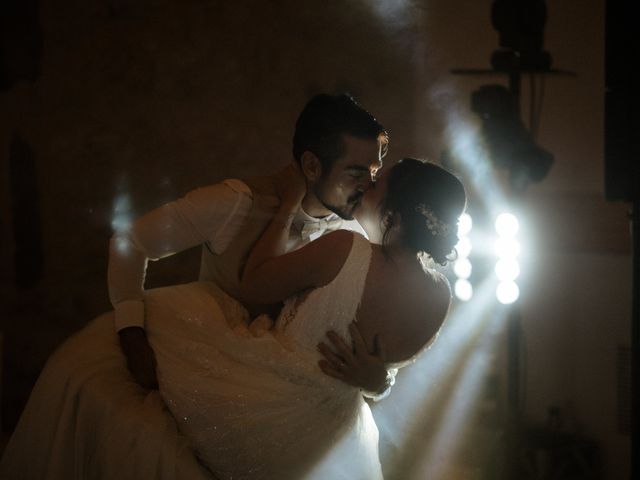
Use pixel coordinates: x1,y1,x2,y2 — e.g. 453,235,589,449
496,280,520,304
458,213,473,236
456,236,472,259
495,212,519,237
494,212,521,303
451,213,473,301
495,237,521,258
454,258,472,279
455,279,473,302
495,258,520,282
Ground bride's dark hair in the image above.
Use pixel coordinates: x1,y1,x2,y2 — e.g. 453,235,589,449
381,158,467,265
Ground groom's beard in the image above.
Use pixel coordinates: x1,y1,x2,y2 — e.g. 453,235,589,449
315,190,363,221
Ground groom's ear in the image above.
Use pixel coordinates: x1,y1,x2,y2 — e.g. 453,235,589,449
300,151,322,183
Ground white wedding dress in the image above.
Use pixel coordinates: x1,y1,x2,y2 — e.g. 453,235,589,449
1,233,382,480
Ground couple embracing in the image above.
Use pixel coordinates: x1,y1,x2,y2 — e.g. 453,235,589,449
1,94,466,479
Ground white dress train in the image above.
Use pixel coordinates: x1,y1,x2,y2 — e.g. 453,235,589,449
1,233,382,479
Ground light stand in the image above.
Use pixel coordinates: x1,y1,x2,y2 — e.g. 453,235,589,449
450,2,572,477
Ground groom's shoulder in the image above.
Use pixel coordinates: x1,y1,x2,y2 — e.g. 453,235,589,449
239,174,278,197
194,175,276,198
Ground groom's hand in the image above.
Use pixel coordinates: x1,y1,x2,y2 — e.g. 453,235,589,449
317,322,390,397
118,326,159,390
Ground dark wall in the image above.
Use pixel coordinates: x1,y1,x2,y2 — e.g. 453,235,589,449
0,0,423,429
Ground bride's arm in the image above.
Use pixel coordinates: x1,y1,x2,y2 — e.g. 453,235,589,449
240,164,353,304
241,164,392,396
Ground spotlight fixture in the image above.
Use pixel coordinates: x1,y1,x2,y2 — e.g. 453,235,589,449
490,0,552,72
471,84,554,191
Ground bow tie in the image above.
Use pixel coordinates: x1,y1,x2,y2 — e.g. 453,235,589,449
299,217,344,240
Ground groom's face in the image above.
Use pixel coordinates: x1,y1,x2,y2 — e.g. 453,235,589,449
312,134,383,220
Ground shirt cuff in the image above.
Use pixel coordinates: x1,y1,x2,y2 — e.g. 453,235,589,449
114,300,145,332
362,367,397,401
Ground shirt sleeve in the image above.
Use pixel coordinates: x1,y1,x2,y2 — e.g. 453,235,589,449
361,367,397,402
108,179,252,332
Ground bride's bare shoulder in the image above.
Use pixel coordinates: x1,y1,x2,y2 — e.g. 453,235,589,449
388,267,451,362
419,267,452,321
333,230,369,248
424,267,452,300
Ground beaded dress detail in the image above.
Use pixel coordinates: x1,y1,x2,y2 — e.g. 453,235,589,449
145,233,382,479
0,237,381,480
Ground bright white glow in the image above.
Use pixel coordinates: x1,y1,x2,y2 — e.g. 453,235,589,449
114,236,130,254
366,0,414,25
496,281,520,304
454,279,473,301
457,213,472,236
455,237,472,258
495,213,519,237
111,193,132,232
495,237,521,259
494,258,520,281
441,108,509,217
404,292,510,479
453,258,472,279
374,280,505,478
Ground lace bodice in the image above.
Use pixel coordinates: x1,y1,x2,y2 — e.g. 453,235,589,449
275,233,372,359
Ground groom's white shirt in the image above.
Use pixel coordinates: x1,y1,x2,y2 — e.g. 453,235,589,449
109,179,365,332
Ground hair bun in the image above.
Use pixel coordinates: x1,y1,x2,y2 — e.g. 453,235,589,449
381,158,466,266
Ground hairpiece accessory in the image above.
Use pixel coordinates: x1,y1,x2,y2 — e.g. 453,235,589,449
415,204,450,236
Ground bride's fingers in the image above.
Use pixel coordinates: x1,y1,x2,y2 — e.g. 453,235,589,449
326,331,354,361
318,360,347,380
349,322,368,354
374,333,387,362
317,342,347,367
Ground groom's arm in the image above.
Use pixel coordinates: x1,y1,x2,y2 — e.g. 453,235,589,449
108,180,253,331
109,180,253,388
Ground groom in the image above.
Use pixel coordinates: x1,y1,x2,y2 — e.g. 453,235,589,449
109,93,391,396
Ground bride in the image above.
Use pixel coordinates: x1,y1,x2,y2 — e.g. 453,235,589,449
1,158,466,480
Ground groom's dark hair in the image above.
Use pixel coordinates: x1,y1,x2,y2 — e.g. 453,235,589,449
293,93,388,171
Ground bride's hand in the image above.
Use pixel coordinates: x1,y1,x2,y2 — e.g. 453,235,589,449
274,162,306,207
317,322,391,397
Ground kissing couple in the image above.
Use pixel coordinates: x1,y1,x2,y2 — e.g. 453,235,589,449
1,94,467,479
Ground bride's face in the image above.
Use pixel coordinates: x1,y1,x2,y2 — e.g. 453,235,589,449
354,167,389,243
